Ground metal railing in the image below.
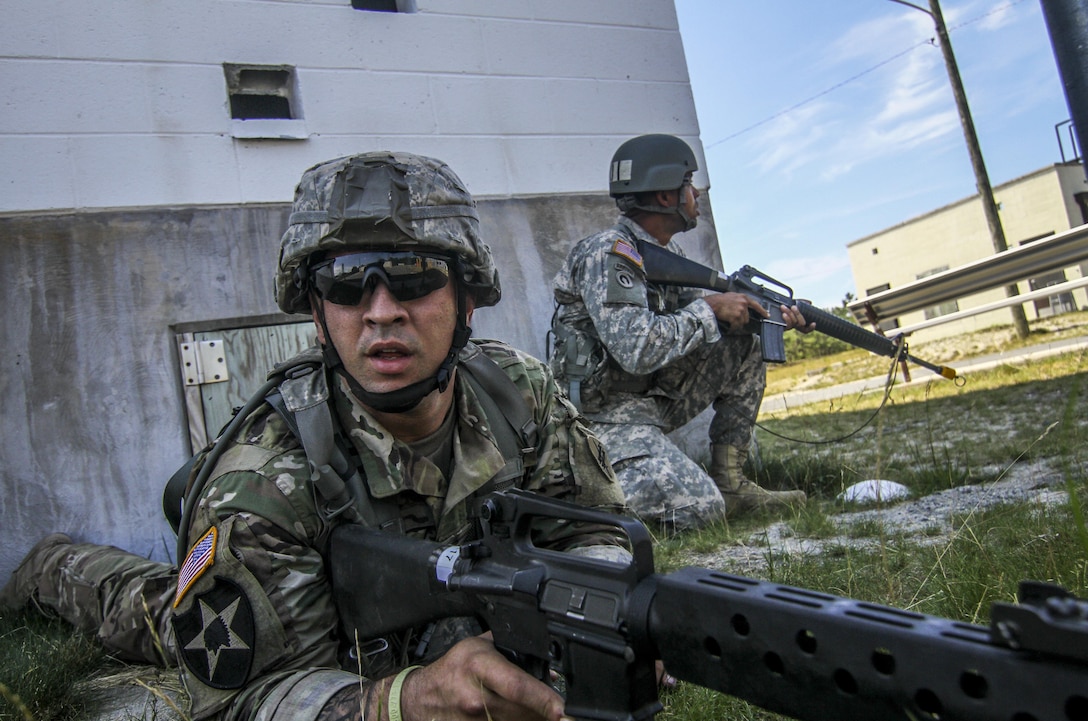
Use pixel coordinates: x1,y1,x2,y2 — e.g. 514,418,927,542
847,222,1088,332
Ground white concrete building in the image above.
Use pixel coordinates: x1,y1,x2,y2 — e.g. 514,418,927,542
0,0,720,577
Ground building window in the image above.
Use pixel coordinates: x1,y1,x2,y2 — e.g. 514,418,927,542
351,0,417,11
1029,272,1077,318
866,283,890,295
1021,233,1078,318
224,64,297,120
222,64,307,140
916,267,959,320
864,283,900,332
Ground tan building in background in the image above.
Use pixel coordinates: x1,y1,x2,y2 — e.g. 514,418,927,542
847,161,1088,342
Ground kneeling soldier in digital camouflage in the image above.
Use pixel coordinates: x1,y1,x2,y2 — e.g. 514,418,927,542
551,134,813,532
2,151,630,721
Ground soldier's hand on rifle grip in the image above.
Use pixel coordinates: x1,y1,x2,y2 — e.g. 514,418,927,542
781,304,816,334
393,634,568,721
705,292,766,333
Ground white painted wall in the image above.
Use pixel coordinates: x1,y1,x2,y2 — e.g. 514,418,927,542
0,0,718,580
1,0,706,212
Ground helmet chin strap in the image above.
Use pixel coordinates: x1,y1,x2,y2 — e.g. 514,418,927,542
674,185,697,232
620,187,697,232
314,284,472,415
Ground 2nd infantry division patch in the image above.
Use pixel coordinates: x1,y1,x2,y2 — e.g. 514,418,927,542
173,577,256,689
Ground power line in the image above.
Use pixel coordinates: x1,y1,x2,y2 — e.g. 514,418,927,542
705,0,1029,150
706,43,926,149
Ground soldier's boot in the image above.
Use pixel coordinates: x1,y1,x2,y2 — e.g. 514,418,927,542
710,444,806,517
0,533,73,611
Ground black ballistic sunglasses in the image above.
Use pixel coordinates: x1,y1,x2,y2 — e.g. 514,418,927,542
311,251,452,306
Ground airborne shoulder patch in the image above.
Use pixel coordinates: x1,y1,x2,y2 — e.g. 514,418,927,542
609,238,643,268
173,576,255,690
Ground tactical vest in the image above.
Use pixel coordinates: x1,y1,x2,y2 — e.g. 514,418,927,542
163,342,539,554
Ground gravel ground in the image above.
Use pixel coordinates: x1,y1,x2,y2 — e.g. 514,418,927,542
682,458,1073,574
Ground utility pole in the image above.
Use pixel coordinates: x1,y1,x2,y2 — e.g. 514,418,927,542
890,0,1031,339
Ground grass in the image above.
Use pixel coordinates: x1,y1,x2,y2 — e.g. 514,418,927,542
2,315,1087,720
652,499,1088,721
648,316,1088,721
764,309,1088,396
0,612,113,721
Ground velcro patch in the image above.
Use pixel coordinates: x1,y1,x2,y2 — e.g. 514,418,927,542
173,577,255,689
610,238,643,268
175,527,217,608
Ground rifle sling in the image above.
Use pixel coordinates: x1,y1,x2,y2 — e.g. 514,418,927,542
167,343,538,542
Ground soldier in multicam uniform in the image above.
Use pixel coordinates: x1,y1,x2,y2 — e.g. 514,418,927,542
2,152,630,721
550,134,812,532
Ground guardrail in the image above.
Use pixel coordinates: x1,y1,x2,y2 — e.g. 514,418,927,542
847,222,1088,331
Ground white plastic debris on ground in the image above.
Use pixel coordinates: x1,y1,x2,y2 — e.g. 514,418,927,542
838,480,910,504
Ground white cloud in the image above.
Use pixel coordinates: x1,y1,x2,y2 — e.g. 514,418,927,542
766,254,852,284
744,7,966,184
977,0,1016,31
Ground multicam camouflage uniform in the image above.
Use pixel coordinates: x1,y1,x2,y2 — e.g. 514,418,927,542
1,340,625,721
552,216,765,531
175,340,624,720
3,151,631,721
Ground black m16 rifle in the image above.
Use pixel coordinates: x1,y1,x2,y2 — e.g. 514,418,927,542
330,489,1088,721
637,239,958,380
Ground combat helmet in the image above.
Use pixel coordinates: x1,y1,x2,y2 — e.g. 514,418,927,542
276,151,501,314
608,134,699,230
275,151,501,412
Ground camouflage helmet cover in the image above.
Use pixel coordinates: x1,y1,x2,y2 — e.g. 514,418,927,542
276,151,501,313
608,134,698,198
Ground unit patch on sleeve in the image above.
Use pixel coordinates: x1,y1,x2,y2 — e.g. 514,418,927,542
173,577,255,689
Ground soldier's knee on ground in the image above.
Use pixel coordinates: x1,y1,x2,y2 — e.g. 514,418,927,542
613,452,726,533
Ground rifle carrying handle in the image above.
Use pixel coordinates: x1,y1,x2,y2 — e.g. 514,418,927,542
480,488,656,581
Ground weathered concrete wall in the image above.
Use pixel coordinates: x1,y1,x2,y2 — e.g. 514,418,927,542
0,193,720,579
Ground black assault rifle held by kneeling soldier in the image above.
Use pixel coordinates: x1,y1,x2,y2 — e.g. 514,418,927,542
330,489,1088,721
636,239,958,380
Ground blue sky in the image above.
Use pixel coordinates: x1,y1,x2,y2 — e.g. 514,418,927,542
674,0,1073,308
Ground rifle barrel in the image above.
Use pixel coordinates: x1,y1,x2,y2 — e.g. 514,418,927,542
795,300,957,379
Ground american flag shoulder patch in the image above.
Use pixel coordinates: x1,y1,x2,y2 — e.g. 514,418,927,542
610,238,643,268
174,527,217,608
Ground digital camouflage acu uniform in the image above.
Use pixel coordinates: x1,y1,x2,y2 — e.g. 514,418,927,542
552,216,766,531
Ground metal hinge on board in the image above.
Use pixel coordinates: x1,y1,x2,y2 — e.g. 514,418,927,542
179,339,230,386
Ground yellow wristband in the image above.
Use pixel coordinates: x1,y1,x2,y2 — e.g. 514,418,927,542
388,665,422,721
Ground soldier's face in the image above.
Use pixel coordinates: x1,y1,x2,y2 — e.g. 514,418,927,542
313,255,473,398
681,177,700,218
